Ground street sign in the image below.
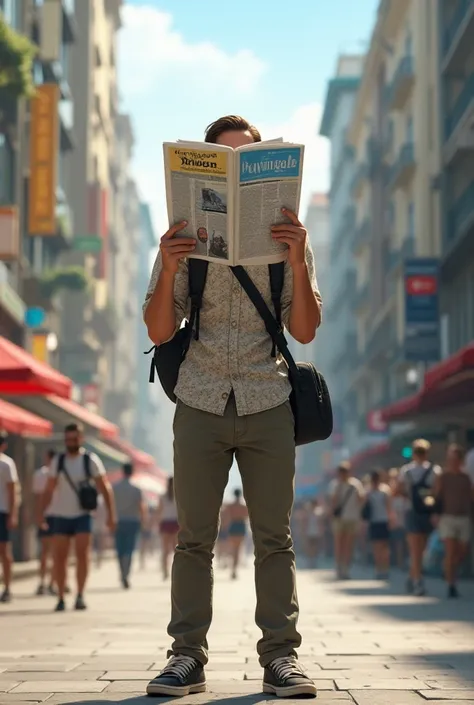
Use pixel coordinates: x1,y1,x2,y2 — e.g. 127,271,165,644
367,409,388,433
73,236,102,253
24,307,46,328
404,258,440,362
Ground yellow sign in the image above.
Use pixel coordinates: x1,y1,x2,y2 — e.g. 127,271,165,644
168,147,227,176
28,84,59,235
31,333,48,364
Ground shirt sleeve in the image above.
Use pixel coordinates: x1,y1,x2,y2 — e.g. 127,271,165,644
142,250,189,332
89,453,106,479
5,459,18,484
280,239,322,329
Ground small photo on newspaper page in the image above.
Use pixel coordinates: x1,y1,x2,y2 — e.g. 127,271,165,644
236,144,304,266
163,143,233,264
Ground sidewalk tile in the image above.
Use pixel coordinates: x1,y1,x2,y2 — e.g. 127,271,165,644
10,682,108,694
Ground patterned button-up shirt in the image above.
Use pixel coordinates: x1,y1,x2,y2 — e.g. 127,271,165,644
143,244,321,417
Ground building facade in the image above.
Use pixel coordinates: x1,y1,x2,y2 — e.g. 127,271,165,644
319,54,364,463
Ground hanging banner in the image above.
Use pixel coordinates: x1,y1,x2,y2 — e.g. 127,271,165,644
31,333,48,364
404,258,440,362
28,84,59,236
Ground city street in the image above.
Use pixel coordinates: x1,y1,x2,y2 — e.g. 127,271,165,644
1,560,474,705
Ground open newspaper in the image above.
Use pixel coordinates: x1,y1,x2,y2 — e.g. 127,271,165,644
163,139,305,266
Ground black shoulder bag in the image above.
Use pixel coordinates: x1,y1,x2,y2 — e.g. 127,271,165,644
58,453,98,512
231,266,333,446
411,465,436,516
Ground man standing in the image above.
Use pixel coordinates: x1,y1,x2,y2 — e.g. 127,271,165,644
329,462,364,580
40,423,116,612
33,449,56,596
435,444,474,598
0,432,19,603
113,462,146,589
144,115,322,698
399,439,441,597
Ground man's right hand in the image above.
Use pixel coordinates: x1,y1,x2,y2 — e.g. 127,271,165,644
160,221,196,274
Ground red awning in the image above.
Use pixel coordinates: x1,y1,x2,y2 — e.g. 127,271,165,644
380,391,423,422
350,441,390,468
47,396,118,439
0,336,72,398
424,342,474,391
111,438,155,468
0,398,52,437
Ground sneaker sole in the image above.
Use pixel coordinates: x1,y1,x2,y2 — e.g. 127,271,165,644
146,682,206,697
263,682,317,698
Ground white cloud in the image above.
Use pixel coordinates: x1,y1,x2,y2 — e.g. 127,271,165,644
119,5,266,97
259,103,330,217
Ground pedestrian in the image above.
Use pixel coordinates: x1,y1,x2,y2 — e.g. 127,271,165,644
226,488,248,580
330,462,364,580
143,115,321,698
398,439,441,596
304,499,324,569
33,449,57,596
216,505,230,569
435,444,474,598
40,423,116,612
388,468,408,570
0,432,19,604
363,470,391,579
139,501,155,570
113,462,146,589
158,477,179,581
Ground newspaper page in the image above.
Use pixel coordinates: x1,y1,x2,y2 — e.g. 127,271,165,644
163,142,235,264
235,143,304,266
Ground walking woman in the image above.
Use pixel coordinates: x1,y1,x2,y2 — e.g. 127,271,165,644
158,477,179,580
363,470,392,579
226,488,248,580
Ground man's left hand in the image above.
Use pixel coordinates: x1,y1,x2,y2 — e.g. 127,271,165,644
271,208,307,267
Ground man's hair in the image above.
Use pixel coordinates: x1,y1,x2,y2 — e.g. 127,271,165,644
64,422,84,434
412,438,431,454
337,461,351,474
234,487,242,499
123,462,134,477
0,431,8,446
204,115,261,144
448,443,466,461
47,449,56,461
370,469,381,484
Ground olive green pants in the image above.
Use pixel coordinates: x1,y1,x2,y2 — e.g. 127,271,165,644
168,396,301,667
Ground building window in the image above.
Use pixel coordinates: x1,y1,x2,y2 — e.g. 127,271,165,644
0,0,17,26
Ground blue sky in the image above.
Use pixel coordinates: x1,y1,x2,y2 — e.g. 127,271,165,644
119,0,379,234
119,0,379,480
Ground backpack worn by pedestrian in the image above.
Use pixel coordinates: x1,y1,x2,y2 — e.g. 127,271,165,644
57,453,98,512
411,465,437,515
146,260,333,446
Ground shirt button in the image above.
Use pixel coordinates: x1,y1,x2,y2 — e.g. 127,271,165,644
231,320,237,328
222,392,228,400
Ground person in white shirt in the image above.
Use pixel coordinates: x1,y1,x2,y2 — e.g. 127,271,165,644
363,470,392,579
158,477,179,580
33,449,57,596
304,499,325,569
40,423,116,612
0,432,19,603
398,438,441,597
329,462,364,580
113,462,146,589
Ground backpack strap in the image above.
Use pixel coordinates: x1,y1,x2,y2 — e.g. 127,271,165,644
57,453,66,474
268,263,285,358
83,452,91,480
186,259,209,349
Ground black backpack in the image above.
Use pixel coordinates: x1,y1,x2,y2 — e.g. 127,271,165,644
58,452,98,512
411,465,436,515
146,260,333,446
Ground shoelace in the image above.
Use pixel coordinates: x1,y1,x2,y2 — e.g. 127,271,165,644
270,657,306,682
159,655,197,682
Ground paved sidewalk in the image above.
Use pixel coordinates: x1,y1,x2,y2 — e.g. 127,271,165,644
1,558,474,705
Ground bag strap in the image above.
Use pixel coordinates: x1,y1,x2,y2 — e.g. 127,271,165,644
231,266,300,382
58,454,80,500
336,483,354,513
268,262,284,358
414,464,433,488
83,452,92,480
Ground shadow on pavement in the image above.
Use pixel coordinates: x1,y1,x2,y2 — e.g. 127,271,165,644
58,696,280,705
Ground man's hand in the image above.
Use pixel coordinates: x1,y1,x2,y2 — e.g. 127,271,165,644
271,208,307,267
160,221,196,274
107,514,117,533
7,513,18,530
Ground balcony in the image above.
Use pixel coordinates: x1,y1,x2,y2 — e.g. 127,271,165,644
442,0,474,74
351,162,368,197
91,303,116,344
353,280,370,313
352,218,370,255
330,205,355,263
386,142,415,191
59,99,74,151
444,183,474,266
385,55,415,111
444,74,474,149
386,235,415,275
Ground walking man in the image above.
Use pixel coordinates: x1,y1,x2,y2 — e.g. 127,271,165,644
113,462,146,589
33,449,57,596
144,115,322,698
435,444,474,598
399,439,441,596
40,423,116,612
330,462,364,580
0,432,19,603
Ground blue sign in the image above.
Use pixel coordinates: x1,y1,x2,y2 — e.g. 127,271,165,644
24,307,46,328
239,147,302,183
404,258,440,362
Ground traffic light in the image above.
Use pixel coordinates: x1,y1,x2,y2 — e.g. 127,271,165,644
402,446,412,460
